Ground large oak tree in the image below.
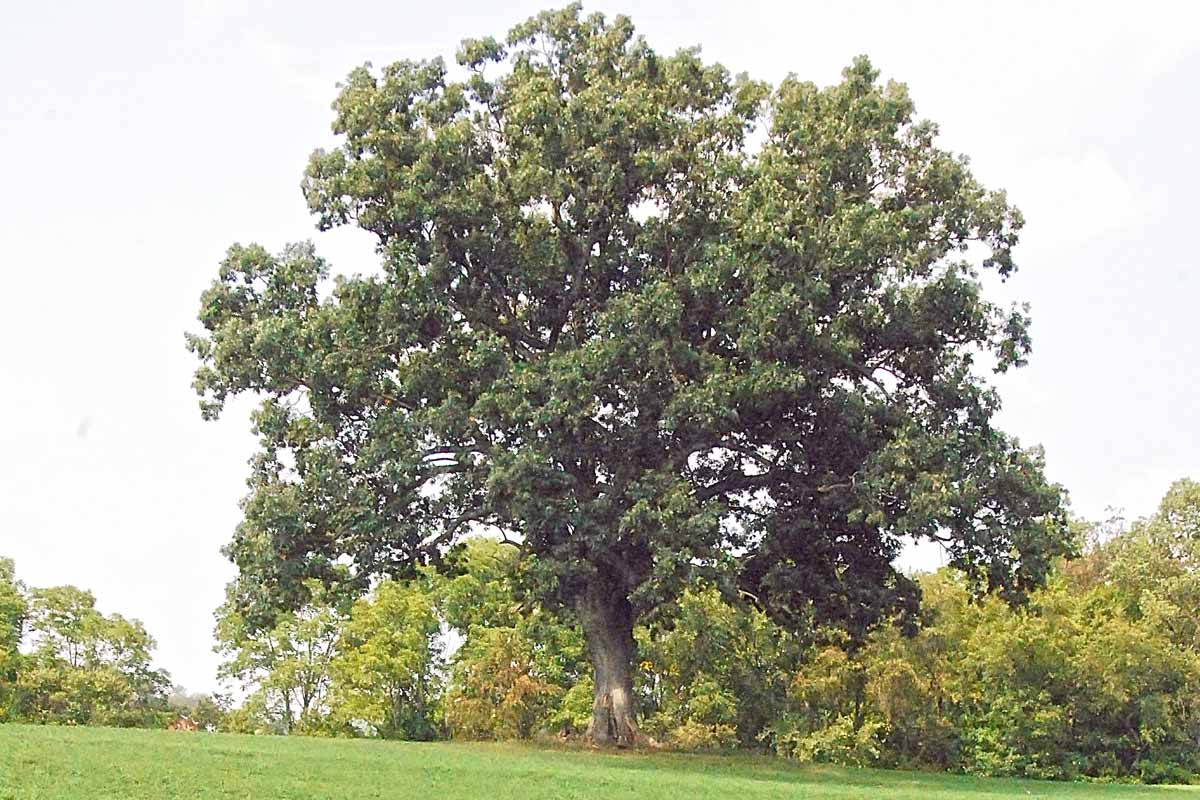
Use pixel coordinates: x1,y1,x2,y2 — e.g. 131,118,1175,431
190,5,1069,745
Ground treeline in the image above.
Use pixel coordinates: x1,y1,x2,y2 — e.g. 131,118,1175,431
0,565,173,727
0,564,232,730
199,480,1200,783
3,479,1199,784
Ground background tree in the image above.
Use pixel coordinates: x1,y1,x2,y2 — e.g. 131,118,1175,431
16,584,170,726
0,559,24,657
327,580,442,739
190,5,1069,744
27,586,97,670
437,539,587,739
214,579,345,733
0,558,28,720
636,585,798,749
1099,479,1200,646
444,626,563,739
769,482,1200,783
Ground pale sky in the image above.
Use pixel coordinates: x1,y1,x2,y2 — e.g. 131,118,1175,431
2,0,1197,694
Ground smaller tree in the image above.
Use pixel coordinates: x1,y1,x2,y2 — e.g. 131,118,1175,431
0,558,25,658
328,580,442,739
637,586,798,749
1100,479,1200,647
437,539,588,740
18,584,169,726
28,586,98,669
214,579,345,733
445,626,562,739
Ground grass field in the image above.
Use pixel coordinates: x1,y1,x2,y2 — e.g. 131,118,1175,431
1,725,1197,800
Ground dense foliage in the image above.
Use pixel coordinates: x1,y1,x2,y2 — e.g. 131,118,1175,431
731,479,1200,782
213,579,345,733
188,3,1068,744
438,540,588,740
200,480,1200,784
0,573,172,727
326,580,442,739
2,480,1198,783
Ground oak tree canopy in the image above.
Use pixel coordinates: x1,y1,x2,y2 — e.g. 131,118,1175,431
189,5,1069,745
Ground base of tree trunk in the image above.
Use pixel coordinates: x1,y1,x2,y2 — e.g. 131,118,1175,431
585,687,640,747
577,582,640,747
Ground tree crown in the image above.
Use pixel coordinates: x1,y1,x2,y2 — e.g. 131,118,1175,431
190,4,1069,638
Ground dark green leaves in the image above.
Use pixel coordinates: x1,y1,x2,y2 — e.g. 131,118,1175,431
192,6,1068,645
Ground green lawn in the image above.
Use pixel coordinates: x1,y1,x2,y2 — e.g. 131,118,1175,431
0,724,1196,800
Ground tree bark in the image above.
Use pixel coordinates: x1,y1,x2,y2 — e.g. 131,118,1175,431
577,583,639,747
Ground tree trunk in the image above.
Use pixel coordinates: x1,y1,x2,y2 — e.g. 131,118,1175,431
282,690,294,734
577,583,639,747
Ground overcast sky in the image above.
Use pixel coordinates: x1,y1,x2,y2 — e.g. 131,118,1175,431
2,0,1197,694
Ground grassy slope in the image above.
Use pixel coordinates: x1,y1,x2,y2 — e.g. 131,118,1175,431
1,725,1196,800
